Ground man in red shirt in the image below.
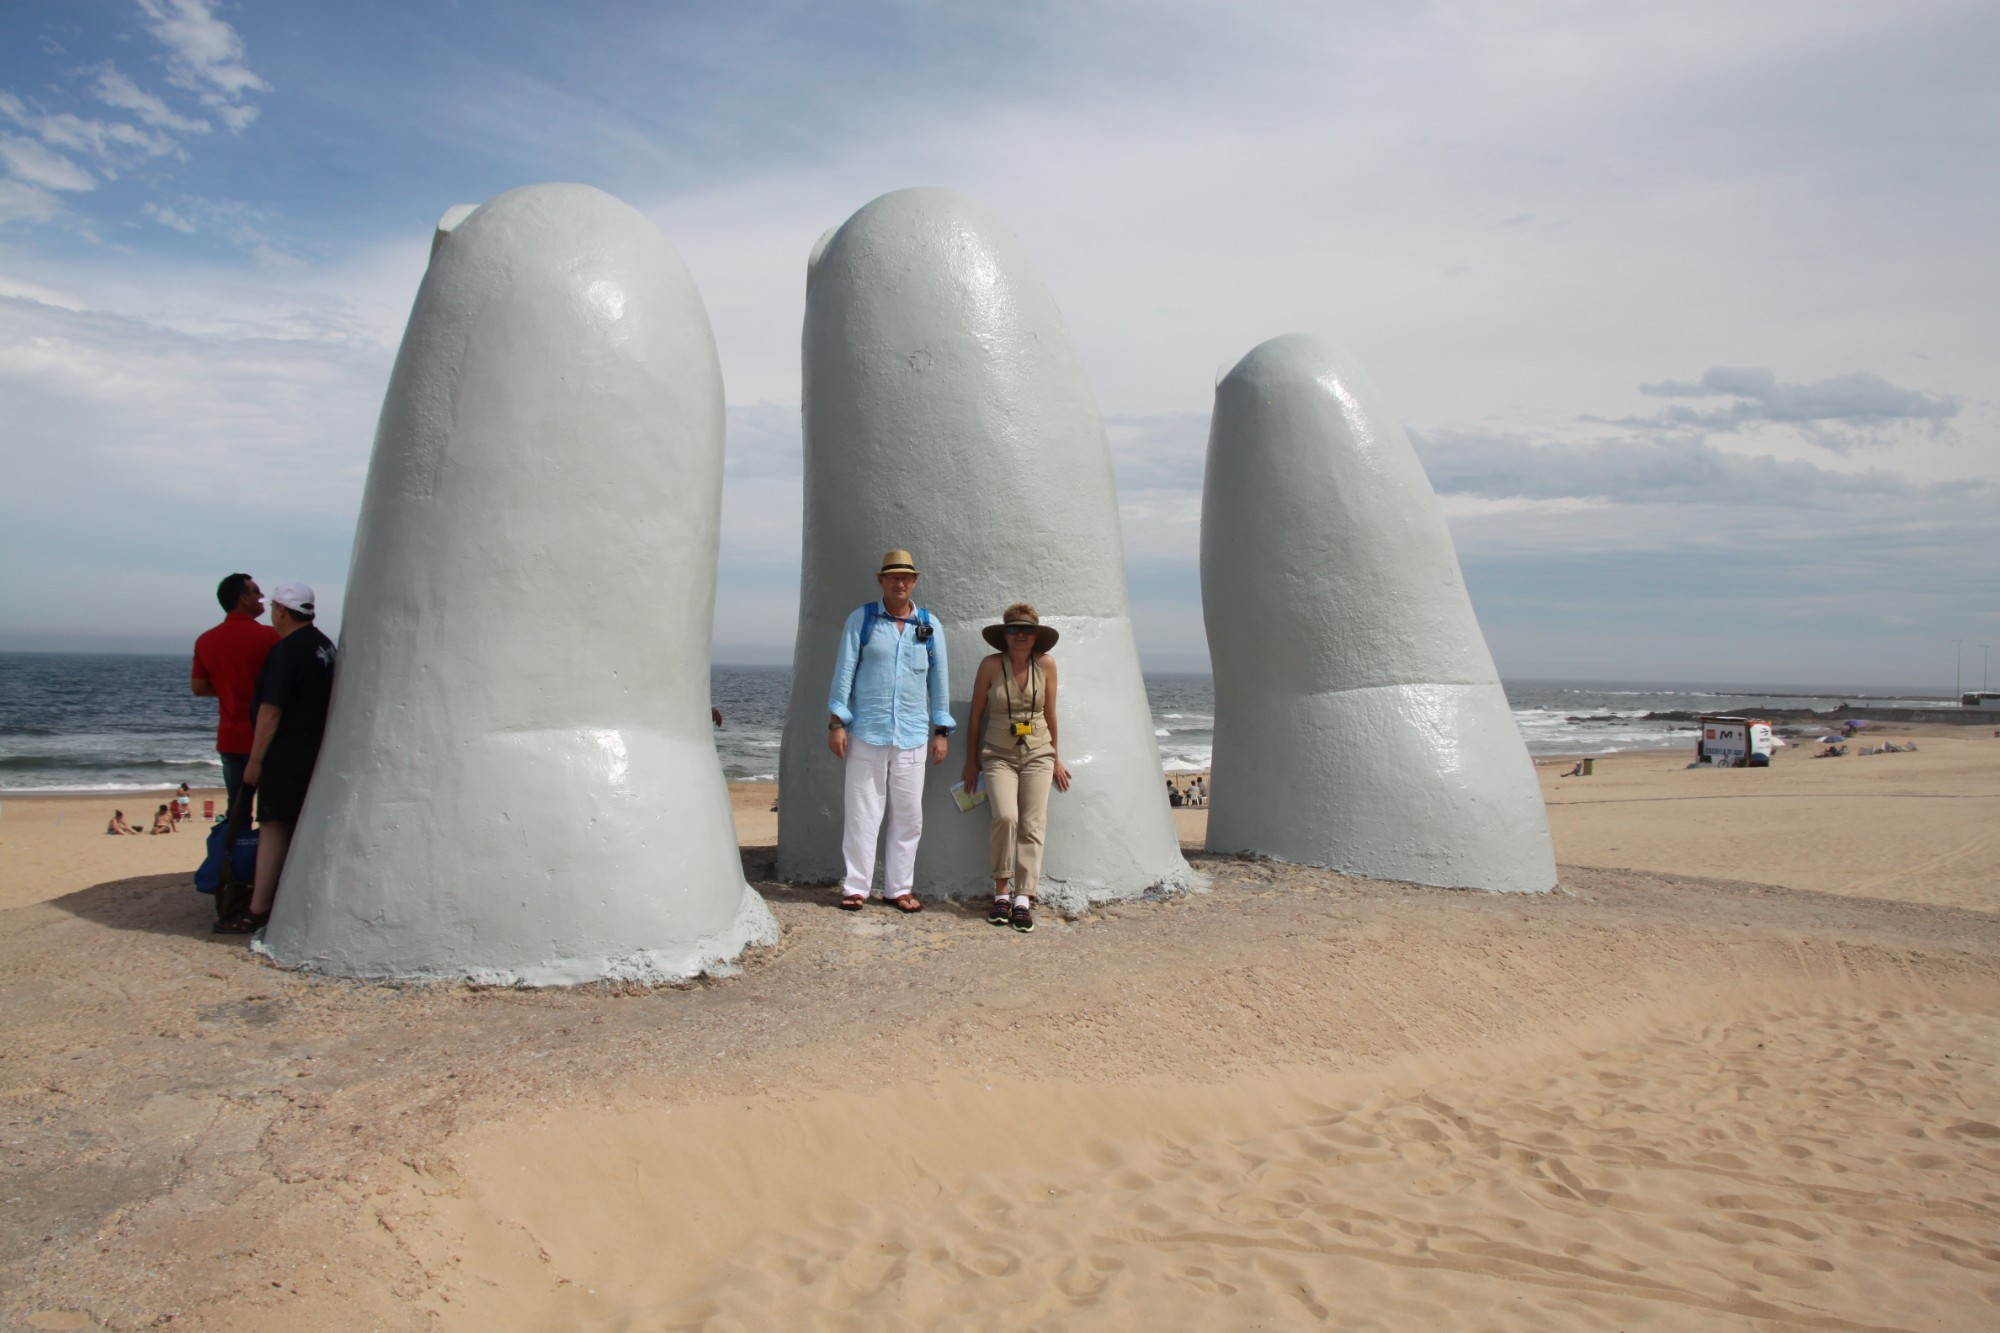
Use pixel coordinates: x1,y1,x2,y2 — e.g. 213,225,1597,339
192,573,281,815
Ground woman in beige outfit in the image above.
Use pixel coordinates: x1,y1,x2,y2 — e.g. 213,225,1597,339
961,604,1073,932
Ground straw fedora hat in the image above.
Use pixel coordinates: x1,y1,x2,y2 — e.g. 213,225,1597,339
982,603,1059,654
877,549,920,576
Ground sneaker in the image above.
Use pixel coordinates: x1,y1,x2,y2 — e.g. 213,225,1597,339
1010,902,1034,933
989,897,1012,925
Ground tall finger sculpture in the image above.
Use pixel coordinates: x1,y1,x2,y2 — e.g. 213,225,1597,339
1202,334,1556,893
258,184,778,983
778,188,1194,911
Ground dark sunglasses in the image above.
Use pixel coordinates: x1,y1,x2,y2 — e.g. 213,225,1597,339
1003,626,1037,636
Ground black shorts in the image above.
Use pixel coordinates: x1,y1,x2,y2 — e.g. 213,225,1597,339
255,743,321,826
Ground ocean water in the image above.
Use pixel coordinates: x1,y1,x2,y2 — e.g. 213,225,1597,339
0,653,221,795
0,652,1953,795
1499,680,1955,757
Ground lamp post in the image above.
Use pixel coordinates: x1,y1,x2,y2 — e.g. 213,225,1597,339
1954,639,1962,699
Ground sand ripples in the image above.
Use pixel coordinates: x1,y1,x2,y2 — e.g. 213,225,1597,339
444,1000,2000,1330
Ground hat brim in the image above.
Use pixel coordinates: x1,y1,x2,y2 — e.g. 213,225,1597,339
982,623,1060,653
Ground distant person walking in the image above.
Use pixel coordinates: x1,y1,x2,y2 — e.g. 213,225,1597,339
191,573,280,816
217,583,336,934
826,549,954,912
961,604,1071,933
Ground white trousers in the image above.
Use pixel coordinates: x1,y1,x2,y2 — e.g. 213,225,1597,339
842,738,926,899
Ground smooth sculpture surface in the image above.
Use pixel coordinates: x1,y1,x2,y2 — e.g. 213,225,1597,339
258,183,778,983
1201,334,1556,893
778,187,1194,912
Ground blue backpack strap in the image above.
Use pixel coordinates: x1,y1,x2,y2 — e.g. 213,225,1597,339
857,603,939,672
857,601,880,665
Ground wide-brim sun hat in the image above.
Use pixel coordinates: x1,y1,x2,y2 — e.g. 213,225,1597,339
982,607,1059,654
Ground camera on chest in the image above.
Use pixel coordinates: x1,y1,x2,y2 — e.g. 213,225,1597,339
1012,721,1033,737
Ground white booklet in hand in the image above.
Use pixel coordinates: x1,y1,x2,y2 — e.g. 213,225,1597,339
950,778,988,813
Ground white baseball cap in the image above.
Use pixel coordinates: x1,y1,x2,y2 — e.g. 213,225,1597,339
270,582,316,615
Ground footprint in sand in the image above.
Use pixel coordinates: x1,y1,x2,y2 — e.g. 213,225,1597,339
1753,1252,1836,1279
1946,1120,2000,1139
1053,1253,1121,1298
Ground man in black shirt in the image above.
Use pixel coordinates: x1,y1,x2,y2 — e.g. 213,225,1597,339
222,582,337,933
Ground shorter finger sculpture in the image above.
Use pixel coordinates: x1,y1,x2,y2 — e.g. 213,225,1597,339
1201,334,1556,894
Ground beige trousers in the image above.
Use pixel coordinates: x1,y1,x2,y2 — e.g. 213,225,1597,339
982,747,1055,897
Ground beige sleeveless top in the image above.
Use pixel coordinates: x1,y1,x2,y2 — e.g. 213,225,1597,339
981,657,1052,756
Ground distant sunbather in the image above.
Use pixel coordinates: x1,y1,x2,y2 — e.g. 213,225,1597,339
149,803,176,834
106,809,140,835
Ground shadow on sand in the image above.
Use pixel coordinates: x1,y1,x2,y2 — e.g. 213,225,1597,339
49,870,236,942
739,844,1013,921
46,846,975,943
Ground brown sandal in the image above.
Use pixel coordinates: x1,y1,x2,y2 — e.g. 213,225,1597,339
213,910,269,935
888,894,924,913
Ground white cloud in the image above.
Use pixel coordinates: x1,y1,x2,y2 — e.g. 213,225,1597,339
1436,494,1608,519
211,102,258,133
142,202,197,233
0,133,94,192
135,0,271,107
0,298,376,506
1622,366,1960,453
129,193,286,253
0,179,62,225
0,5,263,239
38,110,181,165
0,273,84,308
92,66,211,135
1411,425,1952,507
0,0,1994,682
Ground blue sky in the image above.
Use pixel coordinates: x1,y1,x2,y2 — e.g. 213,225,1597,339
2,0,1995,689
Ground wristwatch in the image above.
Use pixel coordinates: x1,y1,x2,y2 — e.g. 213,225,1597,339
933,726,952,738
828,717,845,731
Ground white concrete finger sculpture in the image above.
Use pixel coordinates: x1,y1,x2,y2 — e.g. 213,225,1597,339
258,184,778,983
1202,334,1556,893
778,187,1194,911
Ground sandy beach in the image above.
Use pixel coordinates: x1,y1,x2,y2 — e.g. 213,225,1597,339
3,726,1998,1330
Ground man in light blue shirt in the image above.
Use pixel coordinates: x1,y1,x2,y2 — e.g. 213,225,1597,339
826,548,955,911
